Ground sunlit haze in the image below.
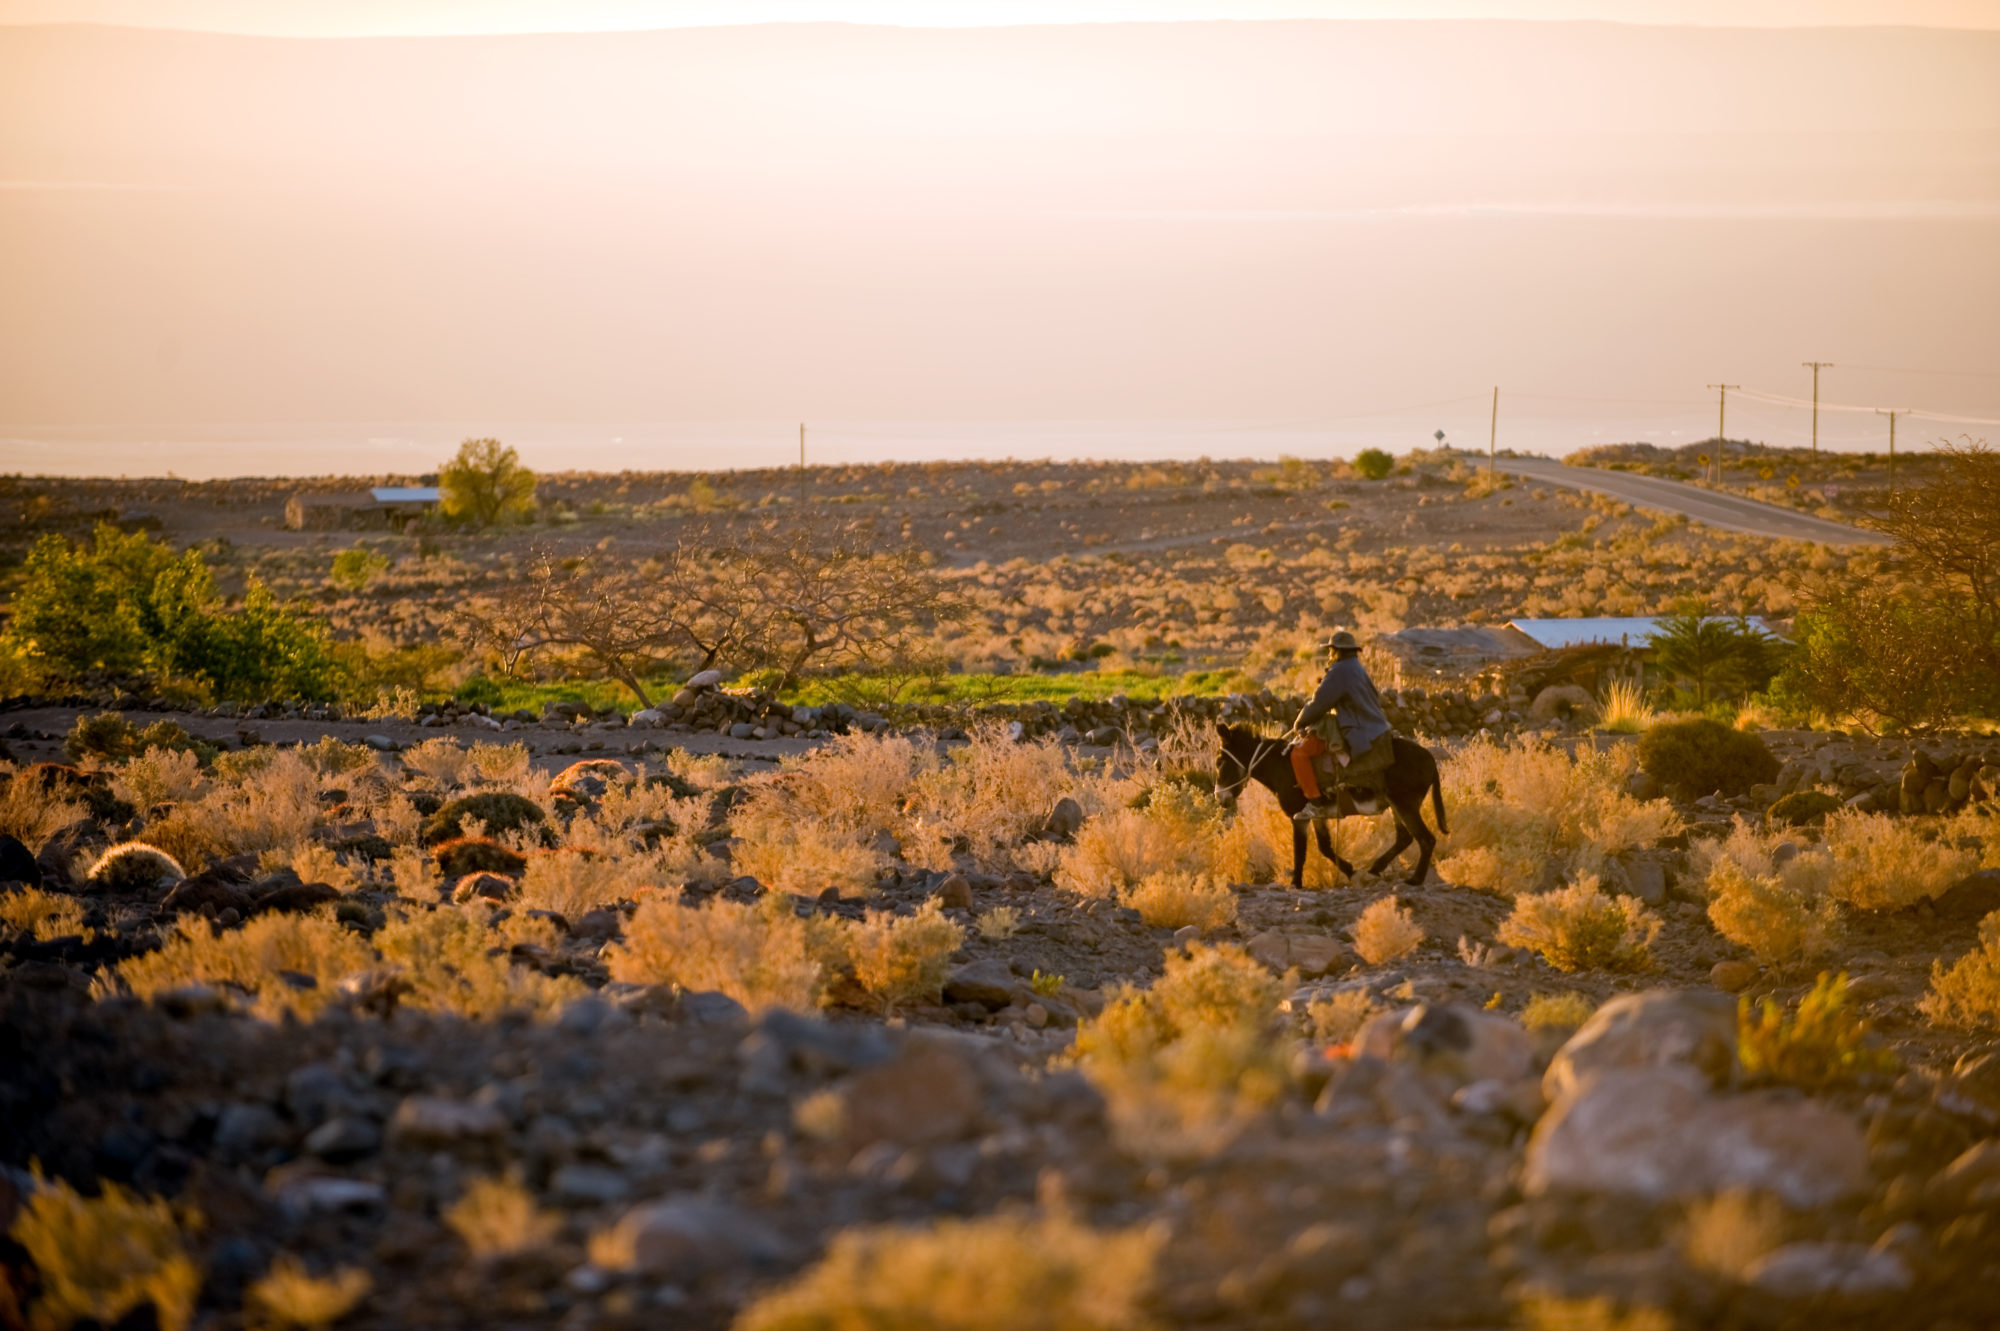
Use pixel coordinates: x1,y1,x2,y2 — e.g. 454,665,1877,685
2,3,1996,476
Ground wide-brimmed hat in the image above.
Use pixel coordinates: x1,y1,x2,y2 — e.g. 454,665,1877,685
1321,630,1360,653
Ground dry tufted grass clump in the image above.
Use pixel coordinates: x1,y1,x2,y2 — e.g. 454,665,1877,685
1306,989,1383,1045
607,892,826,1011
1738,972,1897,1089
400,737,479,789
0,764,86,851
443,1175,562,1260
8,1170,203,1331
422,790,548,845
1921,910,2000,1031
109,746,208,814
145,749,323,868
85,842,186,893
374,904,587,1019
1824,808,1980,911
1695,821,1839,967
117,913,375,1020
1497,875,1660,973
246,1255,373,1329
1675,1188,1788,1283
844,900,965,1009
1055,782,1232,898
1,885,92,942
1522,991,1598,1033
1076,943,1291,1152
1434,737,1679,894
1122,870,1237,932
1349,895,1424,965
733,1209,1163,1331
1517,1297,1673,1331
730,792,887,898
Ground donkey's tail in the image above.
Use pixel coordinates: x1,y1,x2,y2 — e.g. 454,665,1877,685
1428,771,1449,836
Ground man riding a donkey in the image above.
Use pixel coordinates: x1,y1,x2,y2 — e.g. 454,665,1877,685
1286,629,1394,820
1215,629,1447,887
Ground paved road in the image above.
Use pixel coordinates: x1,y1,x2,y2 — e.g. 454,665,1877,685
1496,457,1891,545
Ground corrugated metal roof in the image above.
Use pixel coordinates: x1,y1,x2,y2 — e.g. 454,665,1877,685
1507,616,1781,650
371,486,440,504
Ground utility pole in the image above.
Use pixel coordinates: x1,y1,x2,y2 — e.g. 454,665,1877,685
1706,384,1739,486
1802,361,1832,460
1876,408,1901,496
798,423,807,508
1488,386,1498,480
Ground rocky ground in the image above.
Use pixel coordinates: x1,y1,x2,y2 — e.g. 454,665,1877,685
4,701,2000,1328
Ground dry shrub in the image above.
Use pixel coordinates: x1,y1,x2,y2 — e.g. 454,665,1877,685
375,904,586,1019
86,842,186,893
386,845,441,900
1705,856,1838,967
607,893,826,1012
117,913,374,1020
1522,991,1597,1032
422,791,547,844
1306,989,1382,1044
1497,875,1660,973
283,842,362,893
1,885,91,942
1825,808,1980,911
1596,679,1658,735
443,1175,561,1259
1076,943,1291,1153
1739,972,1897,1088
662,748,730,791
401,737,476,788
293,736,380,779
110,747,208,813
1434,737,1679,894
1349,896,1424,965
246,1255,372,1329
1056,783,1225,898
146,750,322,868
731,788,886,898
466,741,533,787
1921,909,2000,1030
8,1170,202,1331
515,850,635,918
0,765,87,853
1123,870,1237,932
906,726,1082,872
845,900,965,1009
734,1209,1162,1331
1519,1296,1674,1331
977,906,1022,940
1675,1189,1788,1281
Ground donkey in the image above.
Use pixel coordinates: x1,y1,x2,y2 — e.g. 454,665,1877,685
1214,723,1448,887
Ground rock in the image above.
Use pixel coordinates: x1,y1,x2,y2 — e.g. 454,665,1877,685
1937,1050,2000,1126
602,1196,786,1278
570,908,620,940
1615,854,1668,907
1626,771,1661,801
1357,1003,1534,1087
451,872,516,905
285,1064,361,1127
1544,990,1739,1102
687,669,724,689
155,984,232,1017
934,873,974,909
1744,1243,1911,1301
1932,869,2000,922
1768,789,1842,828
1041,796,1085,841
0,834,42,888
1289,934,1344,978
820,1034,988,1149
550,1164,632,1206
214,1102,284,1155
158,874,255,918
1927,1139,2000,1211
729,722,757,740
388,1095,508,1147
1530,683,1595,722
363,734,398,752
738,1009,894,1094
628,709,666,728
304,1116,382,1162
1247,930,1292,972
251,881,341,916
942,959,1030,1011
1525,1067,1869,1207
1709,960,1758,993
271,1175,386,1221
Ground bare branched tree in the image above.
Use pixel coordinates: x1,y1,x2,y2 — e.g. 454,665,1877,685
1872,440,2000,679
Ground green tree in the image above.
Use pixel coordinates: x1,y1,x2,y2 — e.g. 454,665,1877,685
1648,610,1780,708
1353,448,1395,481
439,438,537,527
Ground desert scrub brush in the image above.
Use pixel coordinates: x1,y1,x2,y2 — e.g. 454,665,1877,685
85,841,186,894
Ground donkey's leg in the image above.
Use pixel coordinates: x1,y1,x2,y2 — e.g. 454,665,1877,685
1366,816,1415,878
1314,820,1355,879
1402,798,1440,885
1291,821,1308,889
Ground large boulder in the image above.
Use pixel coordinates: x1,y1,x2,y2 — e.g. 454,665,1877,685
1524,1067,1868,1207
1356,1003,1534,1088
797,1034,990,1150
0,834,42,888
1543,989,1738,1102
600,1196,787,1278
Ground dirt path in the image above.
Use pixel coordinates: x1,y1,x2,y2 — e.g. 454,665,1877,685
1496,456,1892,545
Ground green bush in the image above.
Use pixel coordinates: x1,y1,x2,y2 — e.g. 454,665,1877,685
63,712,216,767
1767,789,1841,828
1637,717,1778,799
422,791,548,844
1353,448,1395,481
2,524,342,701
439,438,537,527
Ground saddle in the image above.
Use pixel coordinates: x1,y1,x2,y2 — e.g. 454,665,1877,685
1287,734,1384,808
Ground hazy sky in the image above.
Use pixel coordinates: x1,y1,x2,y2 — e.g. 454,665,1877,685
4,0,1999,32
2,13,1996,475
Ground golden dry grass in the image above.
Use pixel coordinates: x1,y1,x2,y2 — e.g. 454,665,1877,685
1921,909,2000,1030
1122,870,1237,932
1305,989,1382,1044
1497,875,1661,973
1824,808,1981,911
443,1176,561,1259
246,1255,373,1329
373,904,587,1019
109,746,208,813
732,1210,1162,1331
116,913,376,1020
1349,896,1424,965
606,893,828,1011
1675,1189,1788,1281
845,900,966,1009
1521,991,1597,1032
0,885,91,942
0,765,86,853
7,1171,202,1331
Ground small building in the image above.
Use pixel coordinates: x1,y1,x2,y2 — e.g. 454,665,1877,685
286,486,440,531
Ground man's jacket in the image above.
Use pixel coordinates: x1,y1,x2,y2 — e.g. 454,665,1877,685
1295,655,1391,753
